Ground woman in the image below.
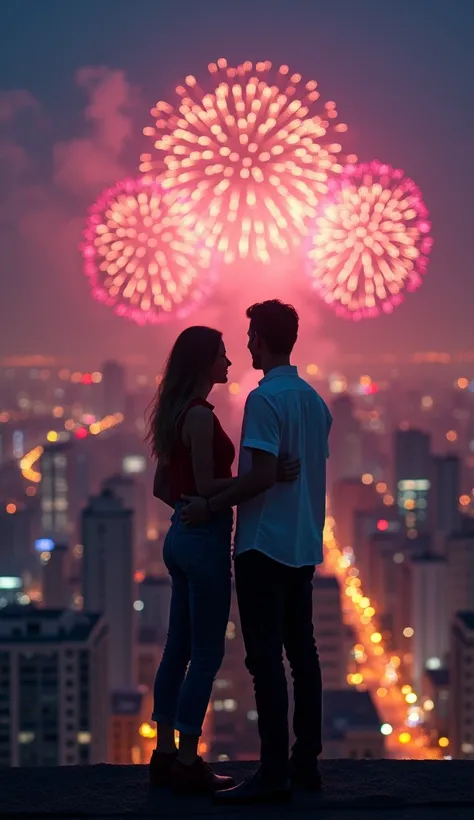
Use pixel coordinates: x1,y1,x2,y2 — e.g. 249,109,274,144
147,326,297,795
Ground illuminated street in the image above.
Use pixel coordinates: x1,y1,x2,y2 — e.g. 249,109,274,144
323,514,443,760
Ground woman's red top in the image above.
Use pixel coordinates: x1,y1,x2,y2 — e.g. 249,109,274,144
167,398,235,504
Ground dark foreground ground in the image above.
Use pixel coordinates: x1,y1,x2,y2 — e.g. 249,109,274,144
2,759,474,819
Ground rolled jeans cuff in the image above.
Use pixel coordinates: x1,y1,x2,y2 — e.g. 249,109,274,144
151,711,203,736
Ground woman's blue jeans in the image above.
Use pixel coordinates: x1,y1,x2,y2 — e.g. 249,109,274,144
152,504,233,736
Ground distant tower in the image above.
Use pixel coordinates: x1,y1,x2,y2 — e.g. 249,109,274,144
329,395,363,485
102,474,147,571
82,489,136,690
0,506,36,580
332,478,377,552
312,575,346,688
410,554,448,691
431,454,460,537
42,543,70,609
102,361,126,417
137,575,172,645
394,429,432,531
450,612,474,759
39,443,71,539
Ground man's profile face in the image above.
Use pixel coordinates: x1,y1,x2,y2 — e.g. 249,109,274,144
247,323,262,370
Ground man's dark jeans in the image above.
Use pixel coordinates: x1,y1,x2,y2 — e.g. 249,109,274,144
234,549,322,781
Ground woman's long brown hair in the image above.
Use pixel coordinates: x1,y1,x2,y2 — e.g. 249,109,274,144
146,326,222,462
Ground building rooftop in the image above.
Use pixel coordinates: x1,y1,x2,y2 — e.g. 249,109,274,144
323,689,380,739
140,575,170,588
457,611,474,631
425,667,450,687
111,689,143,716
0,605,103,642
313,574,340,590
1,760,474,819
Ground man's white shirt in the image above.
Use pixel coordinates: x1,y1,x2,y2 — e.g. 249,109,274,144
234,365,332,568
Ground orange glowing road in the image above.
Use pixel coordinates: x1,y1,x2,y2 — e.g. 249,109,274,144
322,515,442,760
19,413,124,483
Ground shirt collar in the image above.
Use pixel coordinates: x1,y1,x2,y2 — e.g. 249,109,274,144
259,365,298,385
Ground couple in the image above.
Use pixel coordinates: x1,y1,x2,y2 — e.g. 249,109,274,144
147,299,332,805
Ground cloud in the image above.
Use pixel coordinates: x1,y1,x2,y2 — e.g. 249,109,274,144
0,90,41,188
53,67,136,194
0,89,38,123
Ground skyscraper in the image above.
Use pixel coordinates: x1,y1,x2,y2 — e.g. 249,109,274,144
0,505,36,580
431,455,460,539
329,395,363,485
39,442,89,543
450,611,474,760
102,474,147,572
313,575,346,688
446,519,474,623
42,543,70,609
0,606,108,767
410,554,448,690
394,429,432,531
210,587,258,762
367,531,403,633
102,361,126,417
322,690,384,759
82,489,136,690
137,575,171,646
332,478,377,553
109,689,143,764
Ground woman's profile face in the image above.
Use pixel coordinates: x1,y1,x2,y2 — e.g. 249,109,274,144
209,338,231,385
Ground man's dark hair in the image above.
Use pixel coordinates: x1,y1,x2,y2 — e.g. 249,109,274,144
246,299,299,355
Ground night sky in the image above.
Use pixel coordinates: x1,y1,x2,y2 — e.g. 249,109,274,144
1,0,473,370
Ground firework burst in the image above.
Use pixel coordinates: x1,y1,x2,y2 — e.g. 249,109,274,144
141,58,355,264
306,160,433,320
81,177,216,325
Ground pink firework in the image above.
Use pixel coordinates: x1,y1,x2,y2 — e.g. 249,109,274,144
141,58,356,265
81,177,216,325
306,160,433,320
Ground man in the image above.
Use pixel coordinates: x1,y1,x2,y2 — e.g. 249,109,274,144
182,300,332,805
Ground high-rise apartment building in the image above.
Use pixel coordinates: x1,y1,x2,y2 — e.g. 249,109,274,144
450,612,474,759
332,478,377,553
109,689,143,765
102,474,147,571
422,668,450,742
446,520,474,623
210,587,258,762
367,531,403,635
394,429,431,530
410,554,448,690
329,395,363,485
82,489,136,690
322,690,384,759
0,505,37,581
137,576,171,645
431,455,460,539
39,442,89,542
313,575,346,688
102,361,126,417
42,543,70,609
0,606,108,767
